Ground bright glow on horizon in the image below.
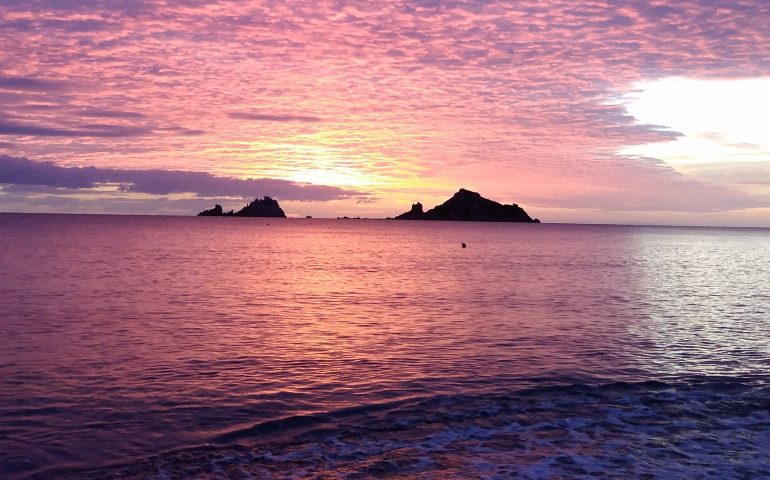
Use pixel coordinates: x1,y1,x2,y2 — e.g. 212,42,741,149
288,168,374,188
620,77,770,167
1,1,770,225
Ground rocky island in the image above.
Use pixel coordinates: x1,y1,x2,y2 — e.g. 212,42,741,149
197,196,286,217
395,188,539,223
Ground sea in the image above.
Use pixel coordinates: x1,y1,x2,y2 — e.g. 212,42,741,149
1,213,769,479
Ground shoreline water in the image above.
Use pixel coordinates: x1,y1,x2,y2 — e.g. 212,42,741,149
20,378,770,479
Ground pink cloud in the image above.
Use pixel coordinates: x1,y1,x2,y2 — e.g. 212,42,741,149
0,0,768,219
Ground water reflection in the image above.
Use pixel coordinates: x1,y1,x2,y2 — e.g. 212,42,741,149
629,226,770,379
1,215,769,478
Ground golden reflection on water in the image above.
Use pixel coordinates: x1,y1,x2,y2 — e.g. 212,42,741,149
1,215,770,476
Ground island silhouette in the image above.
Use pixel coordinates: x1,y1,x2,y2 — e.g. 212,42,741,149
198,196,286,217
198,189,540,222
396,188,540,223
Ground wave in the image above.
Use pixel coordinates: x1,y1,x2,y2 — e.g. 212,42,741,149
29,378,770,479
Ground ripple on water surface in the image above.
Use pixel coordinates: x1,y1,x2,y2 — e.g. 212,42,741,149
1,215,769,478
42,380,770,479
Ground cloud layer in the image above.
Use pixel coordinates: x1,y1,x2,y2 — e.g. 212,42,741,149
0,0,769,220
0,155,365,201
228,112,323,122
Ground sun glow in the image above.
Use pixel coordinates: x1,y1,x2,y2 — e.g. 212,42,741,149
287,167,373,187
619,77,770,168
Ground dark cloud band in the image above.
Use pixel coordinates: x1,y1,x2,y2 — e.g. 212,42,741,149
0,121,152,138
0,76,71,92
78,109,147,119
228,112,323,122
0,155,366,201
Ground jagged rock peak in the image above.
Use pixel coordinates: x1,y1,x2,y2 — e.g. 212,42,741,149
196,196,286,217
394,188,540,223
394,202,425,220
236,196,286,217
198,204,225,216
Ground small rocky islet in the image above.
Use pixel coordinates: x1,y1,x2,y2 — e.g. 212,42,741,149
395,188,539,223
198,189,539,222
197,196,286,217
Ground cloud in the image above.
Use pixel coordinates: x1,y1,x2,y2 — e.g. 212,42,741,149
0,121,152,137
523,182,764,213
0,76,71,92
0,154,367,202
155,126,207,136
0,190,222,216
227,112,323,122
0,0,768,219
78,109,147,119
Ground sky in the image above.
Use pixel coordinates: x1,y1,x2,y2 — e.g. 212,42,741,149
0,0,769,226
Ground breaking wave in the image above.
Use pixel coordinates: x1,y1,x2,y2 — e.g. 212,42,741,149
45,378,770,479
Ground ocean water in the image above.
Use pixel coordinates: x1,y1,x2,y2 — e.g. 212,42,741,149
1,214,769,479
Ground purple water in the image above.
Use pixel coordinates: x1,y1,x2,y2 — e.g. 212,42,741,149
1,214,769,478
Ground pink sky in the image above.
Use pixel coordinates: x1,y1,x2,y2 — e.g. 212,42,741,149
0,0,769,225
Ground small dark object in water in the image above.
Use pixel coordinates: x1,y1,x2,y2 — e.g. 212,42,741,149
461,242,467,248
